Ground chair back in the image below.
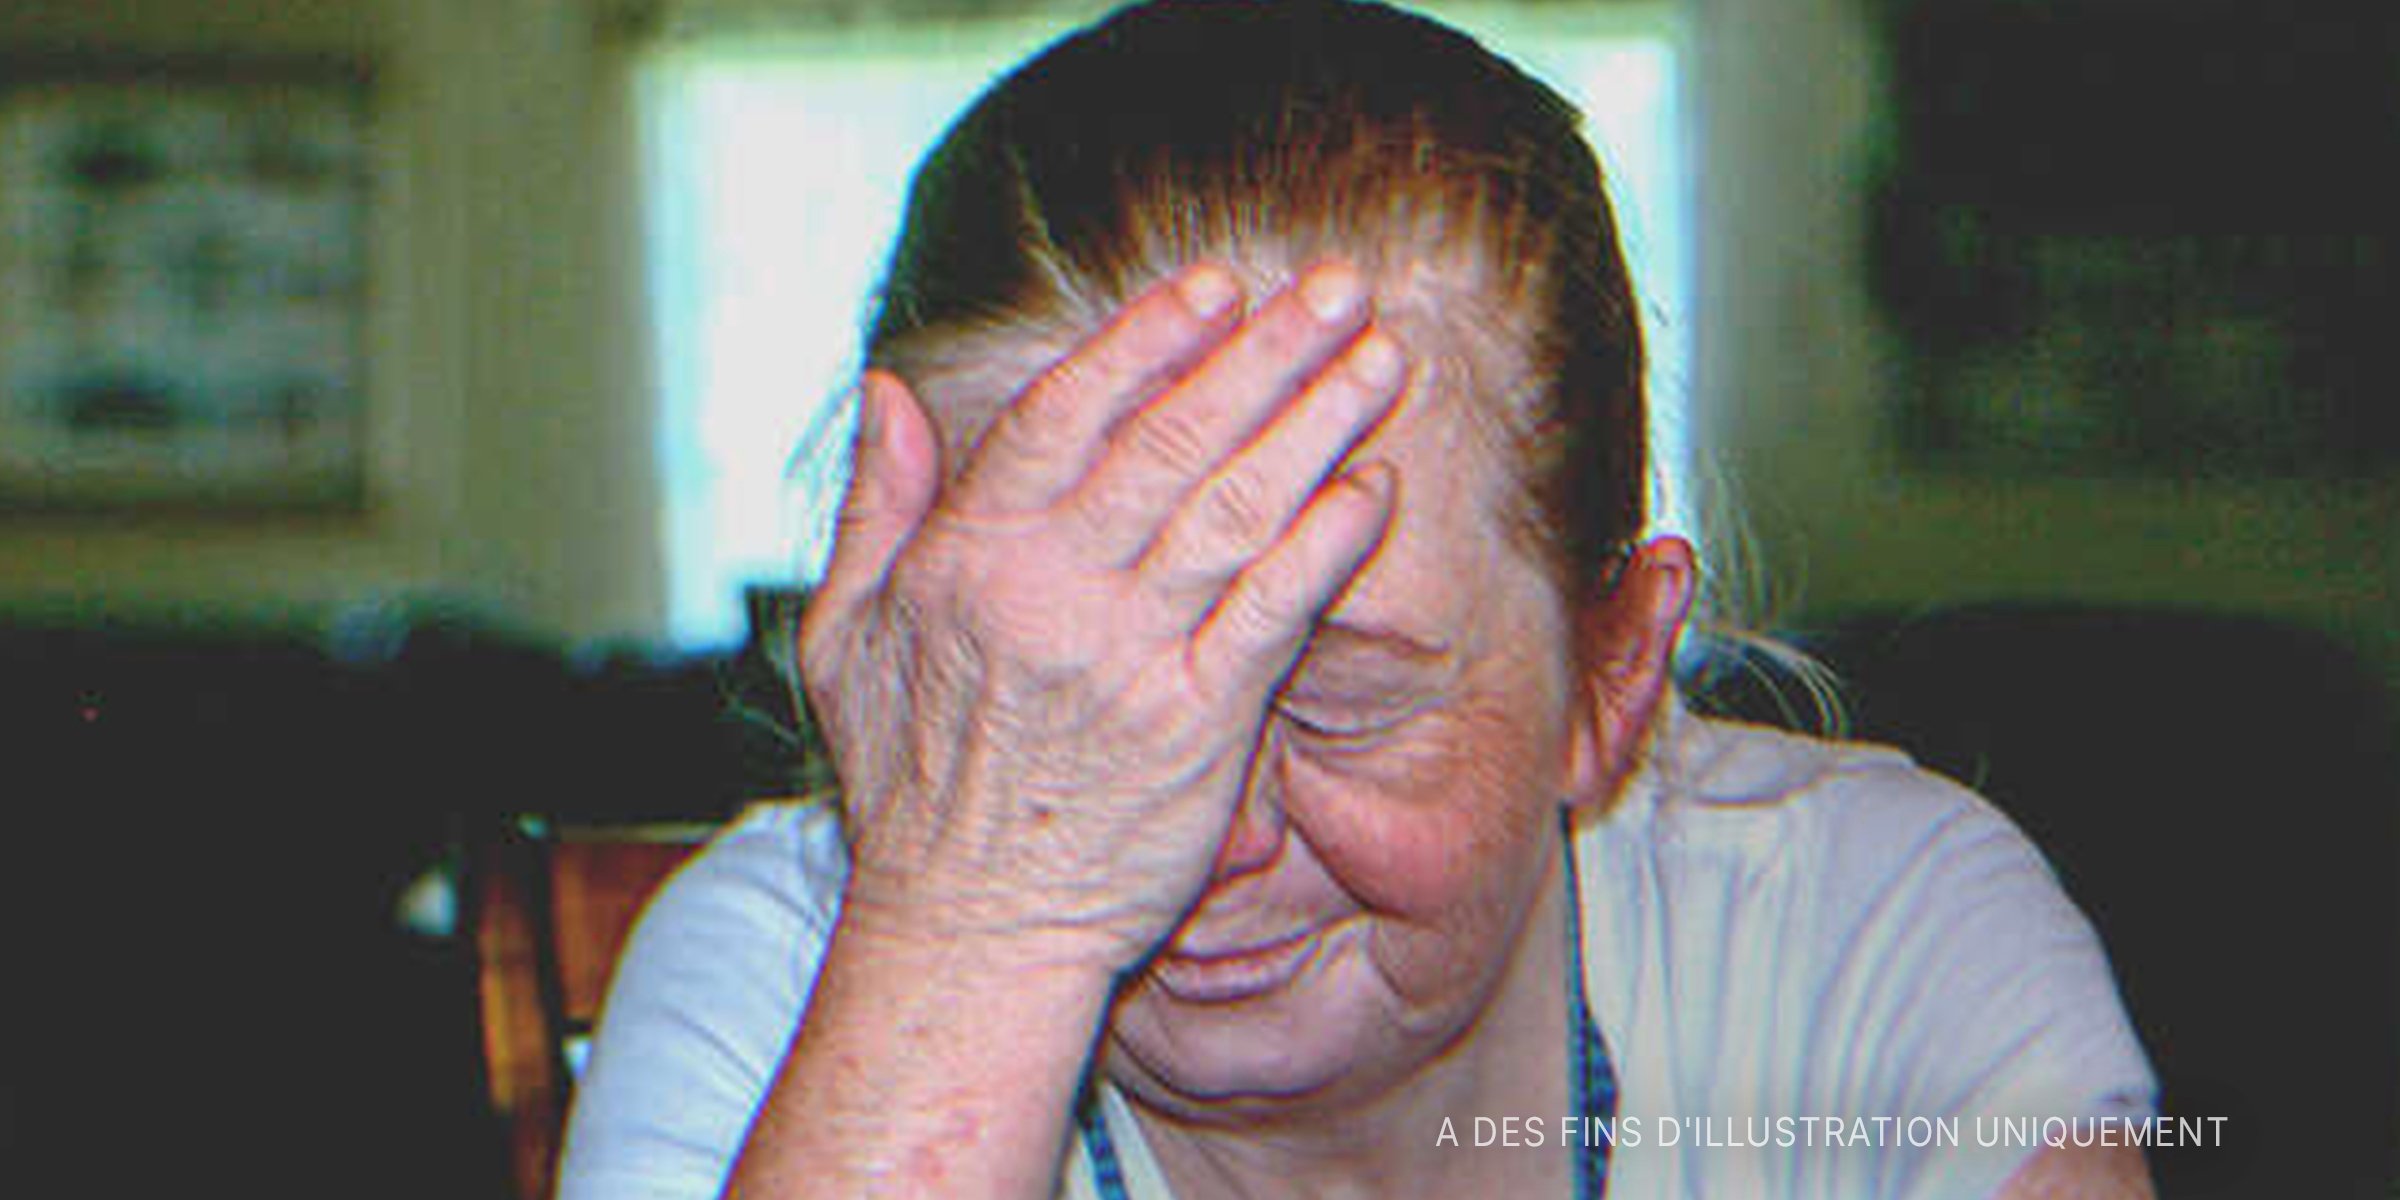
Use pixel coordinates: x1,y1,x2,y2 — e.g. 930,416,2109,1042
471,817,714,1200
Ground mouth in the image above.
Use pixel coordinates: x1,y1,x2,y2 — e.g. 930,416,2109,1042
1147,926,1325,1005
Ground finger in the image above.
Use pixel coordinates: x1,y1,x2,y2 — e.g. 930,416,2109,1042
808,371,940,635
1070,261,1374,562
1139,327,1405,606
1188,462,1397,702
949,265,1244,515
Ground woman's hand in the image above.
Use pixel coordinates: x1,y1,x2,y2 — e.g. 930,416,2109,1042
798,262,1406,979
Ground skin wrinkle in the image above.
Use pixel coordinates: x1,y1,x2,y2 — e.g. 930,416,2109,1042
891,249,1535,531
743,5,2147,1194
843,512,1258,960
867,0,1655,594
1048,333,1582,1138
781,11,1648,1194
740,10,1759,1198
852,257,1633,1199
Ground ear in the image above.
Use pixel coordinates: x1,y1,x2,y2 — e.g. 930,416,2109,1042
1564,536,1695,807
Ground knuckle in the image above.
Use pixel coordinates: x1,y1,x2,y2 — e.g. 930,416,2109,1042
1230,565,1303,638
923,551,1035,639
1124,406,1215,478
1066,472,1171,560
1194,468,1278,555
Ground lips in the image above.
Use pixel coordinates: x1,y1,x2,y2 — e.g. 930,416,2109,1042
1148,925,1325,1005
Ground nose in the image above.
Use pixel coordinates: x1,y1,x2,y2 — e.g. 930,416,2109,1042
1210,730,1289,882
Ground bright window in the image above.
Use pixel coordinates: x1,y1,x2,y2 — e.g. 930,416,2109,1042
640,7,1688,650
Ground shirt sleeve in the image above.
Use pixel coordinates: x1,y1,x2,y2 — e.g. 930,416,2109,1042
555,806,843,1200
1798,761,2158,1199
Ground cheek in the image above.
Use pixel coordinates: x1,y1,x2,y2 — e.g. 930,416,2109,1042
1281,697,1567,922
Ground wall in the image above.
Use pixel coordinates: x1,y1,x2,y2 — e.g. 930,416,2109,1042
1687,0,2397,677
0,0,665,644
4,0,2389,667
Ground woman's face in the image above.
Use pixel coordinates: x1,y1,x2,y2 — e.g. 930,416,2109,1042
1083,345,1592,1115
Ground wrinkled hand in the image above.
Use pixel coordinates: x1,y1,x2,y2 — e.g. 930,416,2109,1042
798,263,1405,977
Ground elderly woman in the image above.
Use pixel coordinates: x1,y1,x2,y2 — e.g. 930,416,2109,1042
560,2,2156,1197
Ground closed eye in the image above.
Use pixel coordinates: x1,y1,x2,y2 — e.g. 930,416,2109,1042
1272,698,1408,743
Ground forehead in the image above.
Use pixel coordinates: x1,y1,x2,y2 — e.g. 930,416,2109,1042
1323,352,1527,644
914,328,1541,654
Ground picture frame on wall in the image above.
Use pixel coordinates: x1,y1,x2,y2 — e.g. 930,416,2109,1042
0,57,374,512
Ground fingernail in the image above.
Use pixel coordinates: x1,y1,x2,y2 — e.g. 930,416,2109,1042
1300,262,1366,323
1177,265,1240,320
1350,330,1404,391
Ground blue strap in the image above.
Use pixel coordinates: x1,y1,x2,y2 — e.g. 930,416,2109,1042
1080,819,1615,1198
1078,1087,1133,1200
1564,811,1619,1200
1080,1075,1132,1195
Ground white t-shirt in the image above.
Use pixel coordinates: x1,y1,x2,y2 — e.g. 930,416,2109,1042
557,705,2156,1199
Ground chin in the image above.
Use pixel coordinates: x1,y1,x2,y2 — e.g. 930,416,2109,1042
1104,926,1451,1112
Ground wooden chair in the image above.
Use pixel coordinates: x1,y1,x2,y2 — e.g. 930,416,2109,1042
471,816,716,1200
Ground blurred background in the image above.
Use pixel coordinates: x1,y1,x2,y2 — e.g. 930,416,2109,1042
0,0,2391,1195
